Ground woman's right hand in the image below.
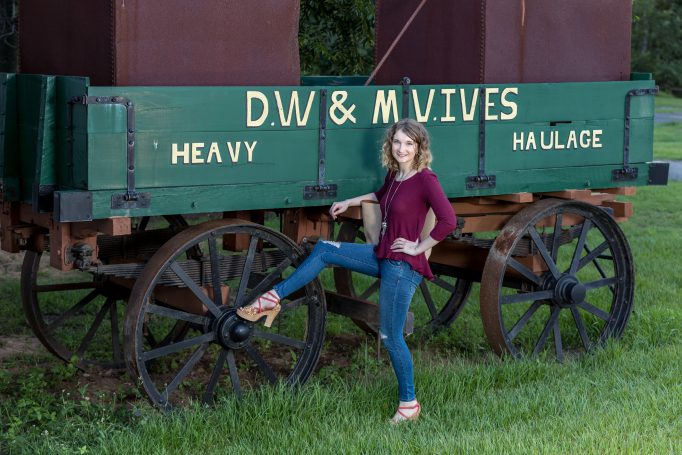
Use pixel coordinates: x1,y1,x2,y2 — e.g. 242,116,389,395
329,200,350,219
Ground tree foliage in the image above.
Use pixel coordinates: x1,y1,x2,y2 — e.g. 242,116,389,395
299,0,375,76
631,0,682,89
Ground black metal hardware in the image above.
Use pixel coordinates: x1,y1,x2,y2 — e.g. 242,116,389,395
467,87,496,189
32,184,56,212
647,161,669,185
613,87,659,181
68,95,150,209
401,76,411,118
68,243,94,270
304,89,338,200
54,190,93,222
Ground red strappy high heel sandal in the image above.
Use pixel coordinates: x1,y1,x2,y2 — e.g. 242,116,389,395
236,290,281,328
390,401,421,424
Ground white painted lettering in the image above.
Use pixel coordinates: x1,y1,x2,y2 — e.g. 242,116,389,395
500,88,519,120
540,132,552,150
245,141,257,162
372,90,399,124
485,87,499,121
579,130,591,148
566,130,578,149
513,132,524,151
526,132,537,150
440,88,457,122
227,142,241,163
460,88,479,122
172,143,190,164
274,90,316,127
207,142,222,163
192,143,205,163
412,89,435,122
592,129,603,148
553,131,565,149
247,91,269,127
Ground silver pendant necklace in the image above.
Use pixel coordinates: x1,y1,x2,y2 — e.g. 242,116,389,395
381,170,413,237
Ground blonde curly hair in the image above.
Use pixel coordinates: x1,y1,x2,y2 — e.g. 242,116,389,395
380,118,433,172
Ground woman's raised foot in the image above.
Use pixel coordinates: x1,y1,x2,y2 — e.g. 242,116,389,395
236,289,281,327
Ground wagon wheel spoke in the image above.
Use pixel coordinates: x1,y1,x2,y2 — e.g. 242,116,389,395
141,332,215,361
44,289,101,333
244,343,278,384
146,303,210,326
252,330,306,350
576,301,611,321
226,350,242,399
242,257,293,307
583,276,618,291
35,282,102,293
203,349,228,404
571,307,591,351
281,297,307,312
501,289,554,305
75,297,114,359
235,236,260,308
553,315,564,362
169,261,222,317
532,306,560,356
582,244,615,293
507,258,542,286
507,300,543,341
208,236,225,309
568,219,592,274
164,343,210,397
110,300,123,364
528,228,561,279
358,280,380,300
550,213,563,261
136,216,151,232
577,241,610,271
431,276,456,293
418,281,440,320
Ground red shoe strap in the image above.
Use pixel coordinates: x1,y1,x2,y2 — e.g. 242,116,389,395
397,403,420,418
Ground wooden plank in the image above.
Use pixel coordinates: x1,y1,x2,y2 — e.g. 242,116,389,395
452,201,527,216
461,214,513,233
594,186,636,196
541,189,593,200
485,192,534,203
325,290,413,334
602,200,633,218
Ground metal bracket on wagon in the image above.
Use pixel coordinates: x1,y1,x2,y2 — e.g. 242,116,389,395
304,184,337,200
304,89,338,201
68,95,151,209
467,87,496,190
612,87,659,182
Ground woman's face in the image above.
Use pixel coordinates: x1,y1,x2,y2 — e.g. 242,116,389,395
391,129,417,169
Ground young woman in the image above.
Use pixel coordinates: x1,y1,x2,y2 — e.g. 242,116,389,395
238,118,456,423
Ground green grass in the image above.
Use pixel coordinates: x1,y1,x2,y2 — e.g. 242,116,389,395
654,122,682,160
653,92,682,160
655,91,682,113
2,183,682,454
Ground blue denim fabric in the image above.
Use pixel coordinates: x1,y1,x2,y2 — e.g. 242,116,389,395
273,241,422,402
378,259,422,401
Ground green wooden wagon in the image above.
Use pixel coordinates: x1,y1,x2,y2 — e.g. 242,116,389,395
0,70,667,408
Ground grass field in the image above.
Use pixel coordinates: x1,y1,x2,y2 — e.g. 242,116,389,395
654,92,682,160
1,180,680,454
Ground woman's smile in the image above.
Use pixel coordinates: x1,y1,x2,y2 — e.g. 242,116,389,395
391,129,417,168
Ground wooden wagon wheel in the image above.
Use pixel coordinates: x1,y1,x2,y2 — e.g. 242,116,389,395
334,220,472,335
21,215,189,370
124,219,326,410
480,199,634,361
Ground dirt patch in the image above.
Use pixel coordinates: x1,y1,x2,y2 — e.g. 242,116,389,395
0,250,25,281
0,335,42,360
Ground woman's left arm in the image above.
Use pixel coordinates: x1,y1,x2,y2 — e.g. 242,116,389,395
391,171,456,256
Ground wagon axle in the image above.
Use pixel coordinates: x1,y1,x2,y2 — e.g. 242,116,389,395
543,274,588,308
214,310,253,350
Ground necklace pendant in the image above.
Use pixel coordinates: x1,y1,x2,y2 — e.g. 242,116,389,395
381,221,387,236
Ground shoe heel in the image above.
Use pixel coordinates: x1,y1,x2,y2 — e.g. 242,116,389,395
263,305,281,328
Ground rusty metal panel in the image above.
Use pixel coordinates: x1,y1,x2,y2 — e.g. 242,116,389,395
375,0,631,84
484,0,632,83
19,0,300,86
374,0,483,85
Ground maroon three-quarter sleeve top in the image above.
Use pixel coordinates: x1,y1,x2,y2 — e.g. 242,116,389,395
373,168,456,280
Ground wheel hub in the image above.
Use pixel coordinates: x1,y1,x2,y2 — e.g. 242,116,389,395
544,274,586,308
215,310,253,349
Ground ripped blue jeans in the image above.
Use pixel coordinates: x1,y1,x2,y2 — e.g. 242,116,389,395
273,241,423,401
